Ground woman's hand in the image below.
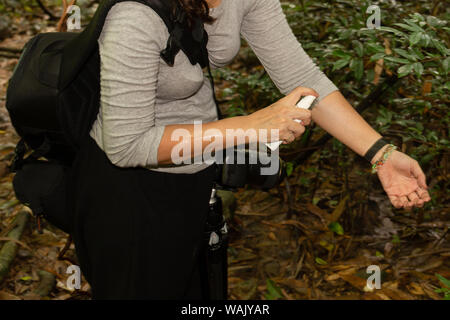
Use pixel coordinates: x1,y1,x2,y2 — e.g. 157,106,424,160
246,86,317,144
375,149,431,210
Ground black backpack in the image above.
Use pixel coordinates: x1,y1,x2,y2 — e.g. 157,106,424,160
6,0,210,233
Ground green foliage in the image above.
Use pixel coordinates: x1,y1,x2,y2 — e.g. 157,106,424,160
215,1,448,215
265,279,284,300
215,67,282,116
328,221,344,235
435,274,450,300
285,161,294,177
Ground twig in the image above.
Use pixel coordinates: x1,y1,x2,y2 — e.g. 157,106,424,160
57,235,76,265
33,270,56,298
284,178,295,219
36,0,58,20
0,53,19,59
432,0,442,16
57,0,77,32
398,248,450,259
0,237,32,251
0,47,22,54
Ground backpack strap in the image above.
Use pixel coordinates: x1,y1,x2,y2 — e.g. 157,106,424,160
10,137,53,172
10,138,26,172
59,0,174,90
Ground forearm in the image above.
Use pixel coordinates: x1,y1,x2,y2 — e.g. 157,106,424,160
157,116,250,165
156,86,315,165
312,91,388,163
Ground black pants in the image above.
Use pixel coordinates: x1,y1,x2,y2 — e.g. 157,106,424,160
67,135,215,299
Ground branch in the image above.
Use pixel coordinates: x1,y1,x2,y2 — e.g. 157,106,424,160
36,0,58,20
0,46,22,54
33,270,56,298
0,52,19,59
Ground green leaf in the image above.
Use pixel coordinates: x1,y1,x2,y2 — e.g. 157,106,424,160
410,13,425,22
443,57,450,74
392,234,400,244
412,62,424,77
393,48,417,61
432,39,450,56
286,162,294,177
397,64,414,77
315,257,327,265
421,153,435,165
332,49,351,59
352,40,364,57
319,240,334,252
366,42,385,54
396,21,425,33
328,221,344,235
332,58,351,71
265,279,283,300
394,23,419,32
20,276,32,281
370,53,386,61
384,56,410,64
412,62,423,78
409,32,422,46
351,58,364,81
411,47,425,60
379,26,407,38
436,274,450,288
426,16,446,28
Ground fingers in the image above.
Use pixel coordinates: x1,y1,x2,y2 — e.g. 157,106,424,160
413,190,425,207
290,108,312,125
283,86,319,105
390,194,415,210
287,121,305,139
387,159,431,210
416,186,431,202
282,131,295,144
388,194,403,209
411,160,428,189
399,195,410,209
407,192,419,208
389,187,431,210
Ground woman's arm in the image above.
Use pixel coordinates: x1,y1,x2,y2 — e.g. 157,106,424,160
312,91,383,161
240,0,431,209
313,91,431,209
240,0,339,101
98,2,313,169
157,87,316,165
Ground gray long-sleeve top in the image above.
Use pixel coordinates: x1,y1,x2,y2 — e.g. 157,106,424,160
89,0,339,173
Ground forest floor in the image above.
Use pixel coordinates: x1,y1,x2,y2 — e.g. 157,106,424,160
0,13,449,300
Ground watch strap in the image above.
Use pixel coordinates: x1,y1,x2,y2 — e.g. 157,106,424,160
364,138,388,162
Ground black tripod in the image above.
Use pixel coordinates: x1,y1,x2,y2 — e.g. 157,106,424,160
200,184,229,300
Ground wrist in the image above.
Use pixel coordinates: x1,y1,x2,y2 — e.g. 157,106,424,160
364,137,388,163
370,144,398,174
370,144,390,165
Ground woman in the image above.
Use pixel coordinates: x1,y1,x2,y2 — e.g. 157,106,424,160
69,0,431,299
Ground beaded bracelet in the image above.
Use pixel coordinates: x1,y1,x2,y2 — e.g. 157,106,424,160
371,144,397,174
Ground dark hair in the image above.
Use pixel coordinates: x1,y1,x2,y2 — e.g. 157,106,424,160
173,0,215,26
